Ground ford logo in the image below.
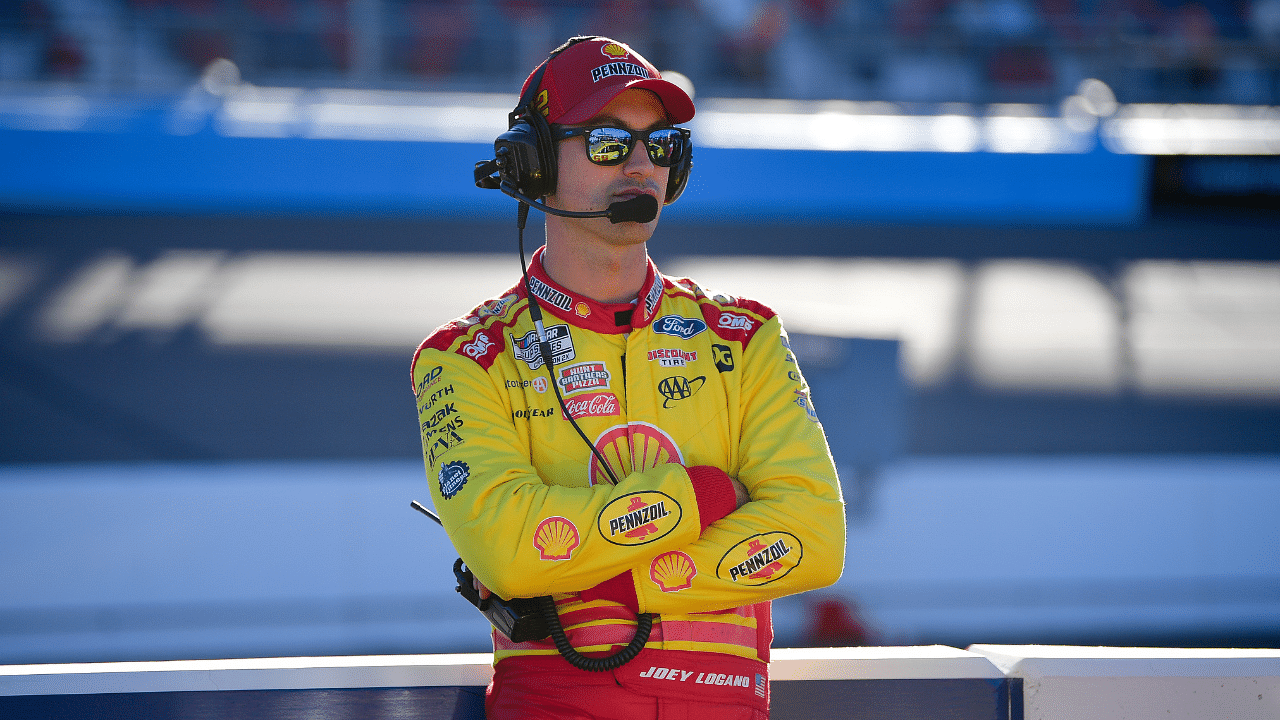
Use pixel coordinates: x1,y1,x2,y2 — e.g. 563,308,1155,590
652,315,707,339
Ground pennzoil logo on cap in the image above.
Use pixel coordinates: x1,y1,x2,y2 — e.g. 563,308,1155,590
716,531,803,585
601,43,629,60
598,491,682,546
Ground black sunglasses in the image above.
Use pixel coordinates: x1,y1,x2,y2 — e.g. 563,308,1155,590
552,125,690,168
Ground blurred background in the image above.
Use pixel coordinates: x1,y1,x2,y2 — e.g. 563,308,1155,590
1,0,1278,665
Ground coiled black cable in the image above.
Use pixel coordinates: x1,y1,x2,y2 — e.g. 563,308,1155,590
539,595,653,672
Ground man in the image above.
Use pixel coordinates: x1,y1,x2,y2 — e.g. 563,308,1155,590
412,36,845,720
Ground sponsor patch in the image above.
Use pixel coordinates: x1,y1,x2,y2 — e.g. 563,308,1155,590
590,61,650,83
461,332,494,359
649,550,696,592
780,335,795,363
793,388,820,422
425,429,464,468
601,42,628,59
512,406,556,420
533,516,580,561
438,461,469,500
561,391,619,420
558,361,610,394
511,324,574,370
414,364,443,397
717,532,803,586
717,312,754,331
478,293,518,319
652,315,706,339
420,393,457,429
418,383,454,414
647,348,696,367
644,280,663,317
505,377,548,393
598,491,682,546
590,422,683,486
658,375,705,409
527,275,573,312
712,344,735,373
574,301,591,318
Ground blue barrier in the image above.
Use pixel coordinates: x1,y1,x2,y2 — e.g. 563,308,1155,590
0,126,1145,223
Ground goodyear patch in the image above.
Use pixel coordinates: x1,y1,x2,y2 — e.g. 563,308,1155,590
716,532,803,586
598,491,682,546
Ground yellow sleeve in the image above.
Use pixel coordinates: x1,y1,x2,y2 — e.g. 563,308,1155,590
630,317,847,614
413,333,711,602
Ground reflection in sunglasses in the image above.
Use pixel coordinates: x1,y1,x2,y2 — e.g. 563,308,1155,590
554,126,689,167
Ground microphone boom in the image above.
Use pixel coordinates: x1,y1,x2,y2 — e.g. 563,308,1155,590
499,183,658,224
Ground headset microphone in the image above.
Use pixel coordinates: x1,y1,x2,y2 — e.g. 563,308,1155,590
606,194,659,224
498,182,658,224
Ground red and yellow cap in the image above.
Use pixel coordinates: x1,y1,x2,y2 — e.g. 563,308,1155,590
519,37,695,125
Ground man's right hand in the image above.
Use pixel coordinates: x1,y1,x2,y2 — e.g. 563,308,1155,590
729,477,749,509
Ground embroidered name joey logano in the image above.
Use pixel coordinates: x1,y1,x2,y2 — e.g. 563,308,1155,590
636,666,754,687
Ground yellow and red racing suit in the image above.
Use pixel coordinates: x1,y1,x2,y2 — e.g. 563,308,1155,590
411,247,845,712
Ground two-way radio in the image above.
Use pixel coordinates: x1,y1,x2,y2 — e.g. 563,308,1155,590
410,499,652,671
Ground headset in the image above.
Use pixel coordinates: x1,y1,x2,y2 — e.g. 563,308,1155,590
473,35,694,214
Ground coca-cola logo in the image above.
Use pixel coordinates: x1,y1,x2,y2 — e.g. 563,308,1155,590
561,391,620,420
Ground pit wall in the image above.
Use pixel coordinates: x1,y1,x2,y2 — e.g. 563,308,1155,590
3,645,1276,720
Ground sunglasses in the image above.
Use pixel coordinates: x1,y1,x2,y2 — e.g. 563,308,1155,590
552,125,690,168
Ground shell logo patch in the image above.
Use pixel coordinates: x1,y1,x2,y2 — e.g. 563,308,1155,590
650,551,696,592
601,43,629,60
598,491,682,546
589,422,683,486
533,516,580,561
716,532,803,586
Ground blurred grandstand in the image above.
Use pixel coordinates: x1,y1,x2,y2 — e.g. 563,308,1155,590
2,0,1278,105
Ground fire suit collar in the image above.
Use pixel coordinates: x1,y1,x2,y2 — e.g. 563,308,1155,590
527,246,664,334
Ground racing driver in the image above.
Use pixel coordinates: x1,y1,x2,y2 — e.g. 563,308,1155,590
411,35,846,720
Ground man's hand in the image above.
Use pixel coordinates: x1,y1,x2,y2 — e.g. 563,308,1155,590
474,576,491,601
730,477,749,509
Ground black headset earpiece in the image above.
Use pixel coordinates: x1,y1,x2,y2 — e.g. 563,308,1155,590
486,58,557,199
664,140,692,204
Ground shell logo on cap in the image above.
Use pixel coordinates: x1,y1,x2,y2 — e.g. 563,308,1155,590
601,43,629,60
533,516,580,561
650,551,696,592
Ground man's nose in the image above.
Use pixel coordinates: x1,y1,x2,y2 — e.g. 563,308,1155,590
623,142,656,176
